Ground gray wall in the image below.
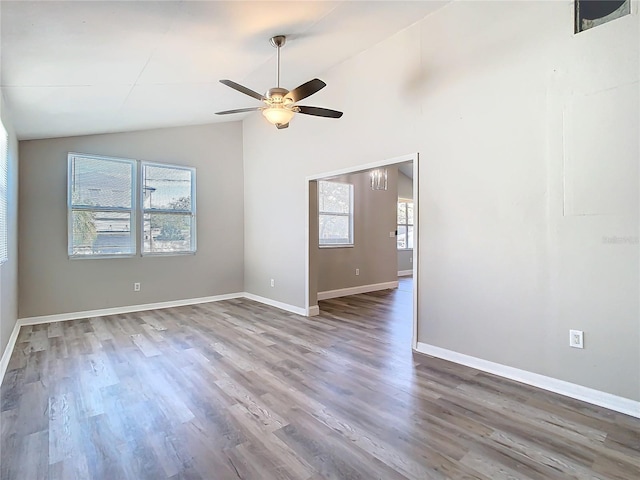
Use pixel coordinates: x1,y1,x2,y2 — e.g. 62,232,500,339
19,122,244,318
397,170,413,273
316,169,398,294
397,170,413,200
397,251,413,273
242,2,639,401
0,95,19,356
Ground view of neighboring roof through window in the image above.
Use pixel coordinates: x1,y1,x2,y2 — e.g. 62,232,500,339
142,162,196,255
68,154,136,257
68,153,196,258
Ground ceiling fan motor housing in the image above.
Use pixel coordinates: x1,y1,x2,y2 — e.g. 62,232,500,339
266,87,292,105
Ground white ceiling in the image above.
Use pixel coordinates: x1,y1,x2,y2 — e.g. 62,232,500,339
1,1,448,140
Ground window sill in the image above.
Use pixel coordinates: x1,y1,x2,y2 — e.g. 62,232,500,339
141,251,196,257
319,244,354,249
69,254,135,260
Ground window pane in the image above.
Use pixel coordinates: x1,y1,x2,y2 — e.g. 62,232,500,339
397,202,406,224
72,210,134,256
407,202,414,225
144,213,193,253
319,181,351,214
71,156,133,208
0,123,7,264
143,164,192,211
319,214,351,244
397,225,407,249
407,226,414,249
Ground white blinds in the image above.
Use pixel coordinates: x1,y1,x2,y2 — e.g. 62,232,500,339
0,122,8,264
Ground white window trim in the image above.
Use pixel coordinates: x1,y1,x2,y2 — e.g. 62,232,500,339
397,199,414,251
67,153,197,259
0,122,7,265
318,180,354,248
68,153,137,259
140,161,197,256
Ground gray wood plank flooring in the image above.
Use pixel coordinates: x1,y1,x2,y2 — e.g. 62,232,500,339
2,278,639,479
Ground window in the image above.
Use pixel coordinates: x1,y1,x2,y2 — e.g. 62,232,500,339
68,154,136,257
0,122,7,264
397,200,414,249
575,0,630,33
68,154,196,258
142,162,196,254
318,180,353,246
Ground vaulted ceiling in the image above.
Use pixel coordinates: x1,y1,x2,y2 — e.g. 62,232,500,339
1,1,448,140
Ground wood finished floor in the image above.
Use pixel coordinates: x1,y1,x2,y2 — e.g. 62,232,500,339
1,278,639,479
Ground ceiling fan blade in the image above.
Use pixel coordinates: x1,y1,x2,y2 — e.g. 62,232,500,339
215,107,262,115
297,106,343,119
285,79,326,103
220,80,264,101
276,123,289,129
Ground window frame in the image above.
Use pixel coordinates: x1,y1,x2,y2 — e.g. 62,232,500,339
318,180,354,248
397,199,414,251
67,153,197,259
140,161,197,256
0,121,7,265
67,153,137,259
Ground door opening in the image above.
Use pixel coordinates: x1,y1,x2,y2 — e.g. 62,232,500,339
305,153,419,350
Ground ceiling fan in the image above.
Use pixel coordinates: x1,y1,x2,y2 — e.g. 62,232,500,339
215,35,343,129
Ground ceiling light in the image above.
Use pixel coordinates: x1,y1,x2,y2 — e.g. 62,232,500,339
262,105,295,126
370,168,388,191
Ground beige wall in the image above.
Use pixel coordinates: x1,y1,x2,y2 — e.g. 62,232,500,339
242,2,639,401
0,95,19,356
316,169,398,295
19,122,244,318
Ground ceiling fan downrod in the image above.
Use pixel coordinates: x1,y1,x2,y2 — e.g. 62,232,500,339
269,35,286,88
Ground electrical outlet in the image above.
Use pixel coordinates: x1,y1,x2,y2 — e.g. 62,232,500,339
270,279,275,287
134,282,141,292
355,268,360,276
569,330,584,349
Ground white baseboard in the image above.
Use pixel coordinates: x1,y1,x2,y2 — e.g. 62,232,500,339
317,281,399,301
242,292,307,316
308,305,320,316
398,270,413,276
415,342,640,419
17,292,245,326
0,320,22,385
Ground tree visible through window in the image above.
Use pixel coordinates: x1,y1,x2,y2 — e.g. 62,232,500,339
68,154,196,257
318,180,353,246
142,163,196,254
68,154,136,257
397,200,414,249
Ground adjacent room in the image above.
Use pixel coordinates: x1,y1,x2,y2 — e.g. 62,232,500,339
0,1,638,479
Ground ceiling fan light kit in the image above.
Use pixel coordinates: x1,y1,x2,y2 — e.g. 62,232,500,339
216,35,343,129
262,105,296,125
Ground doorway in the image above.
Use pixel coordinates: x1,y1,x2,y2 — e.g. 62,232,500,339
305,153,419,349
